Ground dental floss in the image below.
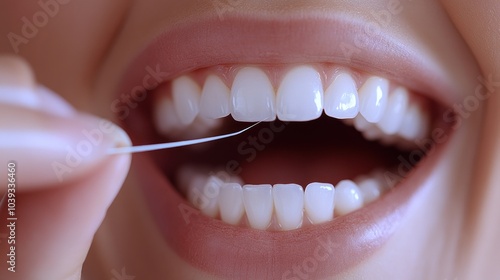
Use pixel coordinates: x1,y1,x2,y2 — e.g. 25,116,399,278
107,122,262,155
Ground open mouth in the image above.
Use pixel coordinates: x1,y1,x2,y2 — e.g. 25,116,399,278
149,63,434,230
116,15,458,279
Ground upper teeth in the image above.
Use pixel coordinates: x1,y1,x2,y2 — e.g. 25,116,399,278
172,76,202,125
358,77,389,123
231,67,276,122
276,66,324,121
324,72,359,119
199,75,231,119
153,64,430,144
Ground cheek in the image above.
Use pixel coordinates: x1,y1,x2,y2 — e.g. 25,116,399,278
0,0,46,51
0,0,122,60
0,1,128,108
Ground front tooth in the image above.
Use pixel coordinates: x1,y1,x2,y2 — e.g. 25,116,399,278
273,184,304,230
357,178,382,204
324,72,359,119
362,125,384,141
199,75,231,119
172,76,201,125
231,67,276,122
353,113,372,131
178,115,222,140
334,180,363,216
243,184,273,230
358,77,389,123
277,66,324,121
377,87,409,134
305,182,335,224
218,183,245,225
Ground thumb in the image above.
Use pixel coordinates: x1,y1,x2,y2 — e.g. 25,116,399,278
0,56,132,279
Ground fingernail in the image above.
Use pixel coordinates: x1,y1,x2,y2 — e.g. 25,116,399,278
0,85,76,117
0,55,37,107
0,105,131,187
0,55,35,86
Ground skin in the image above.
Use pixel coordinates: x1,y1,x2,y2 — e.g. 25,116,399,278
440,1,500,278
0,0,499,279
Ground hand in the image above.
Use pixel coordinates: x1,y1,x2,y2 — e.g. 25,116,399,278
0,55,131,280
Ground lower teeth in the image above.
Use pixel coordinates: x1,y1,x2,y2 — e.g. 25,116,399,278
176,165,394,231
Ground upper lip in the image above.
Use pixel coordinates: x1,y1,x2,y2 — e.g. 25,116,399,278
118,13,458,279
117,13,461,109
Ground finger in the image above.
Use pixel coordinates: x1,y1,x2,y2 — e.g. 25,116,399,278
0,55,132,279
0,153,131,279
0,56,128,189
0,55,35,87
0,103,129,189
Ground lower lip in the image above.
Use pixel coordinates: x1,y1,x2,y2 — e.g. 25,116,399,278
131,135,447,279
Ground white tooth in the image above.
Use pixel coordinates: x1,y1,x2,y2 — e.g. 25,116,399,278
277,66,324,121
153,95,182,134
243,184,273,230
378,87,409,134
172,76,201,125
358,77,389,123
231,67,276,122
362,125,384,141
198,175,223,218
370,169,394,190
305,182,335,224
186,174,210,211
357,178,382,204
196,115,221,129
379,134,398,146
178,116,222,141
273,184,304,230
230,176,244,185
398,103,429,140
353,113,372,131
334,180,363,216
324,72,359,119
200,75,230,119
218,183,245,225
353,174,368,184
